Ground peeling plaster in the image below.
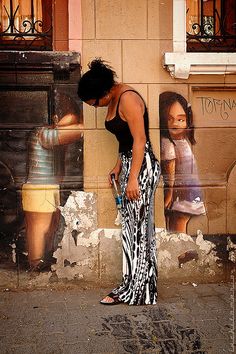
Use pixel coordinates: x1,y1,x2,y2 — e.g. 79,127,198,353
52,192,123,281
156,229,220,280
52,191,99,280
156,229,193,248
104,228,121,240
227,237,236,263
196,230,214,254
59,191,97,235
46,191,232,283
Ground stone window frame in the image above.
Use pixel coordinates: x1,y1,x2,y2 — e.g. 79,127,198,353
163,0,236,79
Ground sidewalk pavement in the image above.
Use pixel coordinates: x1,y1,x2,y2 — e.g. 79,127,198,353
0,281,235,354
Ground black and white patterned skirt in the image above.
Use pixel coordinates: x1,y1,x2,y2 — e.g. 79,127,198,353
112,142,161,305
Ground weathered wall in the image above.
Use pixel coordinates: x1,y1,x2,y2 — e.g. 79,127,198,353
1,190,234,289
64,0,235,284
68,0,236,235
0,0,236,288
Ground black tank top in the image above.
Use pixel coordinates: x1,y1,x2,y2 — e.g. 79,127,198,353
105,90,150,153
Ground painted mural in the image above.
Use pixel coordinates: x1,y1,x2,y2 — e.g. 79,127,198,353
159,89,236,239
0,51,83,276
159,91,206,234
22,113,83,272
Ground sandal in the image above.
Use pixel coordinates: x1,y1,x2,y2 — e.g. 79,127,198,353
100,292,122,305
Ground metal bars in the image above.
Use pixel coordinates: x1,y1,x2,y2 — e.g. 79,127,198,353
0,0,52,50
186,0,236,52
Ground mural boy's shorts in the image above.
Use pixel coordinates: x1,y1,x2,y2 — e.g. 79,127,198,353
22,184,60,212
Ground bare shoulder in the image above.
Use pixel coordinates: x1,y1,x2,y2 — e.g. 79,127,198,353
119,89,144,111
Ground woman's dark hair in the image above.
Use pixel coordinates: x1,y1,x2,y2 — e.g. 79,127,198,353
159,91,196,145
77,58,117,102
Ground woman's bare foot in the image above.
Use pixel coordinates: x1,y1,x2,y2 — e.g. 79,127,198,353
100,292,122,305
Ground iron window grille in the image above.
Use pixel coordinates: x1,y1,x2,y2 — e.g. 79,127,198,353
0,0,52,50
186,0,236,52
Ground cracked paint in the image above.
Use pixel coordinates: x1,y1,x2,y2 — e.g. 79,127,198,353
227,237,236,263
156,229,221,280
39,191,234,284
52,191,100,280
196,230,214,254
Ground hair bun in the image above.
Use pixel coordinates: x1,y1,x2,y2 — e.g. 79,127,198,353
89,58,108,72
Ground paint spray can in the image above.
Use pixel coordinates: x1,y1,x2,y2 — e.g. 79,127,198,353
111,173,122,225
111,173,122,210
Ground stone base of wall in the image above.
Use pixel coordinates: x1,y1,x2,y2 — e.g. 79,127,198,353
0,191,235,289
0,229,235,290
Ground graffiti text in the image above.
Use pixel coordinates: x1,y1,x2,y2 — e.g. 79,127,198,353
198,96,236,120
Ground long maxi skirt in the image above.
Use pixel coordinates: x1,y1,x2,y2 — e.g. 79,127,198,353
112,142,161,305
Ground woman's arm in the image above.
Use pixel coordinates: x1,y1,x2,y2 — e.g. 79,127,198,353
119,91,146,200
161,159,175,209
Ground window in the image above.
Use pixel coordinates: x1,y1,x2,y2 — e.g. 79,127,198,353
0,0,52,50
163,0,236,79
187,0,236,52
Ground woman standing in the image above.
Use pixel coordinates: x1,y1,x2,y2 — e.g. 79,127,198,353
78,59,160,305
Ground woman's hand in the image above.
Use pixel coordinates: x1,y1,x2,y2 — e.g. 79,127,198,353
108,164,121,184
126,175,140,200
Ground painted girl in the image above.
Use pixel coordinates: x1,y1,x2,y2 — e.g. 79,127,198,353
159,91,205,234
22,114,83,271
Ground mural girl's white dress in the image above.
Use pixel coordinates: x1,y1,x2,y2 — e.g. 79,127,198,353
161,137,205,215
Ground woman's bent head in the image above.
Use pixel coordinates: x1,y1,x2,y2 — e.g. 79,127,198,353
77,58,117,106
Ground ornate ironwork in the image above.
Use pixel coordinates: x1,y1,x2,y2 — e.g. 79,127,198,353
187,0,236,52
0,0,52,50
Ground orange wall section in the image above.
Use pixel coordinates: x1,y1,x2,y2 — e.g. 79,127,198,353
53,0,69,51
68,0,83,53
53,0,83,52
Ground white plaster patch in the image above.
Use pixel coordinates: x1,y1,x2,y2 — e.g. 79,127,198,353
104,228,122,240
169,233,193,242
227,237,236,263
156,230,194,248
59,197,77,211
156,229,221,279
76,229,102,248
196,230,214,253
76,213,93,229
74,191,95,208
51,188,225,283
52,191,99,280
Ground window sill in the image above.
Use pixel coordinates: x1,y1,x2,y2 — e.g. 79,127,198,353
164,52,236,79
